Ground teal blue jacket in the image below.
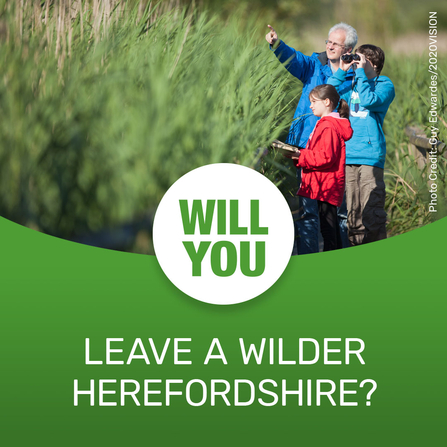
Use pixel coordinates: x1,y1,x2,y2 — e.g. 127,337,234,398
328,68,395,168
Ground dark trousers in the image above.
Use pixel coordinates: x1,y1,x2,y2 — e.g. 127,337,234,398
318,200,342,252
294,167,349,255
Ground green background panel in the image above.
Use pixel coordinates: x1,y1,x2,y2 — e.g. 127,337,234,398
1,216,446,446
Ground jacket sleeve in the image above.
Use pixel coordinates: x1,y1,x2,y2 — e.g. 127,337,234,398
327,68,351,101
355,69,395,111
296,126,340,170
271,41,315,83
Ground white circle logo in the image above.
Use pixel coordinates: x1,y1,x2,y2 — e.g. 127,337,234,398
153,164,294,305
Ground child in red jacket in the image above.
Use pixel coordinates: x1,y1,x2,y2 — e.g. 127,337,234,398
292,84,353,251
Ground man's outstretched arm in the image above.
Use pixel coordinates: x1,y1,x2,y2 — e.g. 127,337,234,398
265,25,315,83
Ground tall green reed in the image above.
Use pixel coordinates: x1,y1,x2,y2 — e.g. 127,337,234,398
0,1,293,241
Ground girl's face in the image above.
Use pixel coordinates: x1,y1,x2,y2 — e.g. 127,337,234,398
309,95,332,118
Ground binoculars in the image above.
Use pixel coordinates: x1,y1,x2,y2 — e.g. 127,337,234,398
341,53,361,62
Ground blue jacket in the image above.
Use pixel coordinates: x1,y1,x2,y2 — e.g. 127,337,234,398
328,67,395,168
272,41,354,148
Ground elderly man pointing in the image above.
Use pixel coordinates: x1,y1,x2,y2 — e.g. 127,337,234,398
267,23,358,254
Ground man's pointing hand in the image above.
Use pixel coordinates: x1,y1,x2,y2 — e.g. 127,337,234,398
266,25,279,48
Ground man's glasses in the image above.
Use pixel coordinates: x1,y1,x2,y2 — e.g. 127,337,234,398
325,40,345,49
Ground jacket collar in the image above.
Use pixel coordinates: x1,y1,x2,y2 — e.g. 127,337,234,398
317,51,334,76
317,51,328,66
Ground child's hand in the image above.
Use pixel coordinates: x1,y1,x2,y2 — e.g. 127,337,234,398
340,54,357,72
290,150,301,160
356,53,367,70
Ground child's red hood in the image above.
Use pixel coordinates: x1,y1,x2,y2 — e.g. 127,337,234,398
323,112,353,142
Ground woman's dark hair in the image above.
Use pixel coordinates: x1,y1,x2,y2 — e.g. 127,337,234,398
356,44,385,75
309,84,350,119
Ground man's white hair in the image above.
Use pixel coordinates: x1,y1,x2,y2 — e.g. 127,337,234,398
328,22,358,50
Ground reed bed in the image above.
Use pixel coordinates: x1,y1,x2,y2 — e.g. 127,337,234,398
0,0,294,243
382,56,447,236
